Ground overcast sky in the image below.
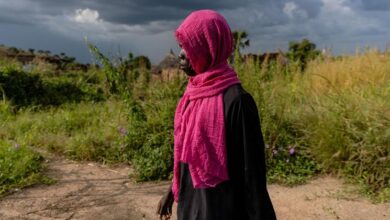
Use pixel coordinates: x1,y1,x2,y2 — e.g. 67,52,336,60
1,0,390,64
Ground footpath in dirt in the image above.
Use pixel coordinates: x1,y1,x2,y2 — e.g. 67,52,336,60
0,156,389,220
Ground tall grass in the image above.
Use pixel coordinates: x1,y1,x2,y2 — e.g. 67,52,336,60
302,50,389,200
236,49,389,201
126,76,185,181
87,43,185,180
0,100,128,163
1,48,388,201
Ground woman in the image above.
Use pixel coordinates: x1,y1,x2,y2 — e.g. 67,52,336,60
157,10,276,220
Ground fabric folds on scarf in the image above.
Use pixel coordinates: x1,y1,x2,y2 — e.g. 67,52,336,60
172,10,240,202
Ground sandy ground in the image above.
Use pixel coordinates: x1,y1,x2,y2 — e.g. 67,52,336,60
0,156,389,220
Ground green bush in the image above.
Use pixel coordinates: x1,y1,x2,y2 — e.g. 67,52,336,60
132,132,174,181
266,144,321,185
0,141,52,196
0,100,12,121
87,43,182,180
0,66,104,109
124,77,185,181
235,58,321,185
1,100,127,160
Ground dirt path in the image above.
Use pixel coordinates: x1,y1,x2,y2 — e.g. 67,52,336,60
0,156,389,220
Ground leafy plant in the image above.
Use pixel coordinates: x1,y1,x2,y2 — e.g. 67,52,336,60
0,141,53,196
288,38,321,71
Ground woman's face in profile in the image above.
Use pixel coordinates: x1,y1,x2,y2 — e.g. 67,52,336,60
179,49,196,76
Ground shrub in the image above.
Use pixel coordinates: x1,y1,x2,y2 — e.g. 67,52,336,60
124,77,185,181
0,99,128,166
237,50,389,199
0,141,52,196
0,66,104,108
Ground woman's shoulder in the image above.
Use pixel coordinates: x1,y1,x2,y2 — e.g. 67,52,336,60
223,84,255,114
224,83,254,103
224,83,247,100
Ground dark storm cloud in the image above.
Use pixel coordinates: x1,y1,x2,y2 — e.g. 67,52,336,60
16,0,252,26
1,0,390,63
0,1,37,25
361,0,390,11
99,0,321,27
0,14,29,25
89,0,252,25
290,0,323,18
0,0,385,29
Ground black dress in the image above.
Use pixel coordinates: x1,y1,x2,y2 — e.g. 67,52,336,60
177,84,276,220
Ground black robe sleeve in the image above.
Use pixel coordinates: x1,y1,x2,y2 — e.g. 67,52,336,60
225,88,276,220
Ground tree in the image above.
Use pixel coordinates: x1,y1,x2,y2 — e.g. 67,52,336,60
118,53,151,84
63,56,76,63
28,48,35,54
119,53,151,70
7,47,19,54
132,55,151,70
288,38,321,71
232,31,250,54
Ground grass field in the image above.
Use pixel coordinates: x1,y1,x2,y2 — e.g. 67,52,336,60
0,49,388,201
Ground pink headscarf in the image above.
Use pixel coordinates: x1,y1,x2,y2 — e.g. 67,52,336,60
172,10,240,202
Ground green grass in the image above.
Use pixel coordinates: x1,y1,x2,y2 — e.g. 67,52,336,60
0,140,53,196
127,76,185,181
0,49,388,202
0,99,128,163
0,58,104,109
235,50,389,200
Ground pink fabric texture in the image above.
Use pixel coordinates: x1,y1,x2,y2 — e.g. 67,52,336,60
172,10,240,202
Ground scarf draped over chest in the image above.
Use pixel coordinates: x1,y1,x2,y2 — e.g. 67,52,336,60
172,10,240,201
